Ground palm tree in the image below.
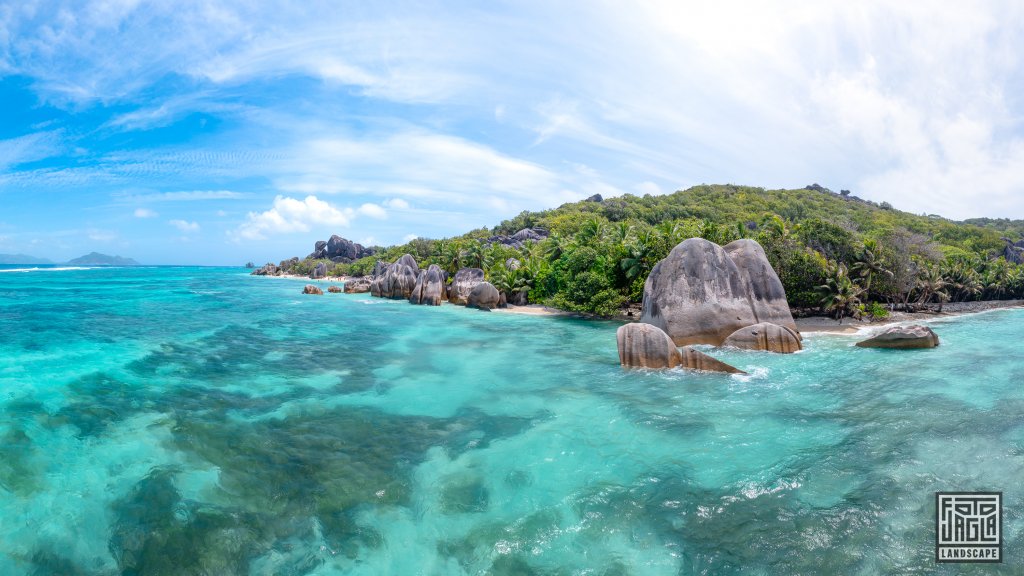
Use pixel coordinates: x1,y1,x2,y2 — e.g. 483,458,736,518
983,258,1010,299
657,220,685,248
439,240,461,274
543,234,569,262
577,217,607,244
851,239,893,294
612,221,634,245
758,214,788,241
942,261,982,302
817,261,864,320
460,240,484,269
520,239,543,261
620,233,655,281
915,264,948,307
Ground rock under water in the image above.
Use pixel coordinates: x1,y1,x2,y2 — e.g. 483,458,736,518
855,324,940,349
723,322,802,353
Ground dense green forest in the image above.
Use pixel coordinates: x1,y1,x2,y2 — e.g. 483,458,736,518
292,185,1024,318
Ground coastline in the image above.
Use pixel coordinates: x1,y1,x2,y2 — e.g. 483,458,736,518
796,299,1024,335
255,272,1024,331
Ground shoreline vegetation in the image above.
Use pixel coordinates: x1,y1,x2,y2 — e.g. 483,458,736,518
253,184,1024,331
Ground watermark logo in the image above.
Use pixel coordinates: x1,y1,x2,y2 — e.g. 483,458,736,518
936,492,1002,563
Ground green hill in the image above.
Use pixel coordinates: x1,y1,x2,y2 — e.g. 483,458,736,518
317,184,1024,317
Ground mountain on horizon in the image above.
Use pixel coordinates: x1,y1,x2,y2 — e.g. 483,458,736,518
0,253,54,265
66,252,141,266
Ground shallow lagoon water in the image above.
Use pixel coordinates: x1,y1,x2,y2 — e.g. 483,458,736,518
1,266,1022,574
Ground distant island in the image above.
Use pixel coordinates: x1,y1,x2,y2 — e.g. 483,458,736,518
66,252,141,266
0,253,54,265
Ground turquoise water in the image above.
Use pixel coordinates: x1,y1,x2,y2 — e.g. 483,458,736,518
1,265,1022,575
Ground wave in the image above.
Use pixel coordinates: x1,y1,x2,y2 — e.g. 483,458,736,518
0,266,94,273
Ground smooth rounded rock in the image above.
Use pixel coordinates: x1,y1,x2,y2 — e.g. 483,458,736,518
616,323,681,369
723,322,803,353
466,282,500,310
448,268,486,305
855,325,940,349
641,238,796,346
640,238,756,346
723,239,797,332
302,285,323,295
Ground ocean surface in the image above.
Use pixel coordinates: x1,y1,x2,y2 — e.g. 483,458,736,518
1,265,1022,575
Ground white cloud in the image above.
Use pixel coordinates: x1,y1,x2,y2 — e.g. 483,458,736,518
118,190,246,202
233,195,352,241
402,234,419,242
383,198,410,210
134,208,158,218
0,131,63,170
169,219,200,233
273,131,571,208
357,203,387,219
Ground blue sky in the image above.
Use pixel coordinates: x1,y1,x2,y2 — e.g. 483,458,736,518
2,1,1024,265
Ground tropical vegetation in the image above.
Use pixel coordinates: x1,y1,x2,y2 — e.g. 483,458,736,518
289,184,1024,317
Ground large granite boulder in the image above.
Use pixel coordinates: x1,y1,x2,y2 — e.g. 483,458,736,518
409,266,446,306
377,262,418,299
326,235,359,260
344,277,372,293
723,240,798,331
466,282,501,310
640,238,755,346
448,268,486,305
723,322,802,353
311,262,328,279
395,254,418,271
855,325,940,349
679,346,745,374
617,323,680,369
483,228,549,250
278,257,300,274
251,262,279,276
327,285,343,293
640,238,797,346
302,284,323,295
1003,239,1024,264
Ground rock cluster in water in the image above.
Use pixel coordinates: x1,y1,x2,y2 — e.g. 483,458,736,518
855,324,940,349
356,254,514,311
251,235,378,277
620,237,802,372
615,323,745,373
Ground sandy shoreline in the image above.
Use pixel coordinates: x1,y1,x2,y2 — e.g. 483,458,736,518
795,299,1024,334
259,272,1024,331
